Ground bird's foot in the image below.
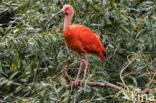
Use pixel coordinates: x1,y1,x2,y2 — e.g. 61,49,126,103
70,79,81,90
70,78,85,90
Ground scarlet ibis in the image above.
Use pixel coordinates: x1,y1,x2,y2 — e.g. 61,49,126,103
45,5,106,90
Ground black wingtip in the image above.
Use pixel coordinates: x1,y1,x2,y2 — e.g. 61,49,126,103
102,51,106,57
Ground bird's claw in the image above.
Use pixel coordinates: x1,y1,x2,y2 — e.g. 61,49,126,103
71,79,80,90
70,78,85,90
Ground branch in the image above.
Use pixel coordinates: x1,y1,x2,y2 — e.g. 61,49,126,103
56,66,123,90
59,77,122,90
85,81,122,90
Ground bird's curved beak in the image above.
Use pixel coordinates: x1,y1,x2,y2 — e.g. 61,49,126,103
44,9,64,27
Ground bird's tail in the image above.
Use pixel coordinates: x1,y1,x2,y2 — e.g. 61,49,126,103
97,48,106,61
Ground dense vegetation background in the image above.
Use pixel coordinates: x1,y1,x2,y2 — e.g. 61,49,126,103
0,0,156,102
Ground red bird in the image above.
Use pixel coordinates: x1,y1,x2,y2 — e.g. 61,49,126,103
45,5,106,90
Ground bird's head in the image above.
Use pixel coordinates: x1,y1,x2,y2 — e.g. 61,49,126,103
63,5,74,16
44,4,74,27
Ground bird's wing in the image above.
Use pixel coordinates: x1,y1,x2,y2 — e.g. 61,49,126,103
73,25,104,54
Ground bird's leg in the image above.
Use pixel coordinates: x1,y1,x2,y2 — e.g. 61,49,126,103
75,55,83,85
71,55,83,90
80,53,88,86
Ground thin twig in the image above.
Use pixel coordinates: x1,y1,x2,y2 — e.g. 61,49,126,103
120,59,134,92
120,53,155,95
123,72,156,79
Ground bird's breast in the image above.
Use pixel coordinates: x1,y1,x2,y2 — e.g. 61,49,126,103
63,30,75,47
63,29,85,53
63,30,73,43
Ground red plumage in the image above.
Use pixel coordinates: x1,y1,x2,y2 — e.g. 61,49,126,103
63,24,106,60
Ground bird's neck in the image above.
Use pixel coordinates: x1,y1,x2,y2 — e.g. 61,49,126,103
63,15,72,31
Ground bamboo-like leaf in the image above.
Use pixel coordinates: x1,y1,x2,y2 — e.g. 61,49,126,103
0,0,155,102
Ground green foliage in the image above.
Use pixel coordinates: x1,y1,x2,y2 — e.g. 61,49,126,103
0,0,156,102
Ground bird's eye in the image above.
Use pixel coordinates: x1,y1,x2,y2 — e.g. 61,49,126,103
64,8,69,14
